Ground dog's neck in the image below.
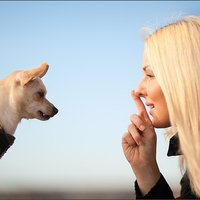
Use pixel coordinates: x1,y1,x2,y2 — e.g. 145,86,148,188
0,108,21,135
0,81,21,135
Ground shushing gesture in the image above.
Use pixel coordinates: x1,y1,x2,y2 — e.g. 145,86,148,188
121,91,160,195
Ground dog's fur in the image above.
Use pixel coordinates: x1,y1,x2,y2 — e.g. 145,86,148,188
0,63,58,135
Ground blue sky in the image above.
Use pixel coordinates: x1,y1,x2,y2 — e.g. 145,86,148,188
0,1,199,194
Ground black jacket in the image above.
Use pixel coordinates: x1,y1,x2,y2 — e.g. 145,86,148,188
0,128,15,158
134,135,199,199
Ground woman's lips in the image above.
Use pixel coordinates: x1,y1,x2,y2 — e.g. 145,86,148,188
146,103,155,114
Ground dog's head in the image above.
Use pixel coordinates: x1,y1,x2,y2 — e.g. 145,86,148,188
12,63,58,121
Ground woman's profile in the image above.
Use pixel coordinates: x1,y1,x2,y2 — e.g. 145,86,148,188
122,16,200,199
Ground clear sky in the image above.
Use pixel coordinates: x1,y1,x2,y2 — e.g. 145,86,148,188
0,0,199,194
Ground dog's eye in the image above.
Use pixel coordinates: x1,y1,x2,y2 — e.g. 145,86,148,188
38,91,44,98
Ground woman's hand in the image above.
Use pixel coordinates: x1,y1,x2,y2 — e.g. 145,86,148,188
121,91,160,195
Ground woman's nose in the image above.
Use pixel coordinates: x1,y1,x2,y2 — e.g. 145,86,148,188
135,80,146,97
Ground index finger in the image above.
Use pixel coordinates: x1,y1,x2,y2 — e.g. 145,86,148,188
131,90,151,123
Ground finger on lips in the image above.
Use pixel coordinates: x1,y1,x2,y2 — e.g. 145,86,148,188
131,90,151,124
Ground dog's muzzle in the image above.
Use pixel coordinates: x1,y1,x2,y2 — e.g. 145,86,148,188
0,129,15,158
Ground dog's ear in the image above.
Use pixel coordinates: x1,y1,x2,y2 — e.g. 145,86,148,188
16,63,49,86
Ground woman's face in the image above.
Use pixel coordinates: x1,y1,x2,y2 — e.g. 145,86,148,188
135,51,170,128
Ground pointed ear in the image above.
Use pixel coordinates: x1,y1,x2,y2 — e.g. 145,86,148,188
16,62,49,86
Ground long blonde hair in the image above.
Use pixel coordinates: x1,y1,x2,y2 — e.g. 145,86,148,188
145,16,200,196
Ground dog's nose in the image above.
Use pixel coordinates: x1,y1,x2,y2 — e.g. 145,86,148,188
53,106,58,116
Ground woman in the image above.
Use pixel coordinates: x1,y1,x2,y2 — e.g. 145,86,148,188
122,16,200,199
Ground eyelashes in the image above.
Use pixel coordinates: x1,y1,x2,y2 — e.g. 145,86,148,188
146,74,155,78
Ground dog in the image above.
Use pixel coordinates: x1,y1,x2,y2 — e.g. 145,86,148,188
0,63,58,157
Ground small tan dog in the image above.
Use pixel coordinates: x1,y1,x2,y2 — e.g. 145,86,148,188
0,63,58,157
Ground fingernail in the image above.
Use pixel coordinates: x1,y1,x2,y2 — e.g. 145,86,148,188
139,125,145,131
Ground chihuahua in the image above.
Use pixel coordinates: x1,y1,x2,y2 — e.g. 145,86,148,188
0,63,58,157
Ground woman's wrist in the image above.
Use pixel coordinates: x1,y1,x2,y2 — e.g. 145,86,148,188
132,162,161,196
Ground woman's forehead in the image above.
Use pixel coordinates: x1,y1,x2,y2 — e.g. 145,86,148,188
142,51,150,70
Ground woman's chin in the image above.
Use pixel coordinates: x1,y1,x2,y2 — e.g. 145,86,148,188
151,119,171,128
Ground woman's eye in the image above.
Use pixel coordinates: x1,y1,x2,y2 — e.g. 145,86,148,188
146,74,155,78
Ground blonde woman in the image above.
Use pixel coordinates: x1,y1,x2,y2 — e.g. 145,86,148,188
122,16,200,199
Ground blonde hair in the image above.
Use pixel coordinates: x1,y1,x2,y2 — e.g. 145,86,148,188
145,16,200,196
